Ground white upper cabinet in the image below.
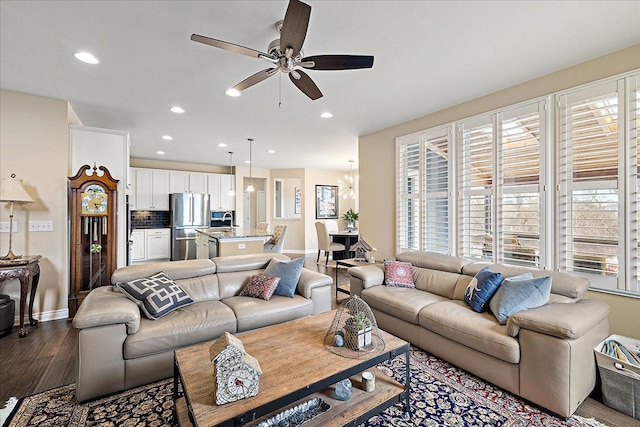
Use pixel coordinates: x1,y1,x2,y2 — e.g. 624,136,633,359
207,173,236,211
169,171,208,194
132,168,169,210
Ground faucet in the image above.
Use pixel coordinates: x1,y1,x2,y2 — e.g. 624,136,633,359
222,211,233,223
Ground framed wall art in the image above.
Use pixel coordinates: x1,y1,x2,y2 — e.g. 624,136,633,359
316,185,338,219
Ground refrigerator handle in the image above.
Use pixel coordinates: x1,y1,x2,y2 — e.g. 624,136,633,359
188,193,193,224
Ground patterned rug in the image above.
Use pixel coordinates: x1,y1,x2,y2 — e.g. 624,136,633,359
4,346,609,427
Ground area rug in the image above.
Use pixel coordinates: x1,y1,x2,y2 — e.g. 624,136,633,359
4,346,609,427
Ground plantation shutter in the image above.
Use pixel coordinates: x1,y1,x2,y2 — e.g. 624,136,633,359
558,81,620,289
458,115,494,260
420,127,451,254
497,102,545,267
632,76,640,293
397,137,420,252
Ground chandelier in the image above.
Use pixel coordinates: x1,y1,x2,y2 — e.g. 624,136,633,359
338,160,358,200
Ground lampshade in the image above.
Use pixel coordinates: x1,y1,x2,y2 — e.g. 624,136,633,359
0,176,34,203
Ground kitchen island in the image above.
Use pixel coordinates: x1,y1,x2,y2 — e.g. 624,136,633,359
196,228,272,258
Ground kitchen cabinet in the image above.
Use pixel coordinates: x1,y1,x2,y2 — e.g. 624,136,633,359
207,173,236,211
196,231,211,259
131,228,170,264
146,228,171,260
130,230,146,262
169,171,208,194
133,168,170,210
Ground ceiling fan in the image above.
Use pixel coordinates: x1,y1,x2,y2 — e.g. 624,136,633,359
191,0,374,100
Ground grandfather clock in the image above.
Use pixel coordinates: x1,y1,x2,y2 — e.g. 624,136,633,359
68,164,118,316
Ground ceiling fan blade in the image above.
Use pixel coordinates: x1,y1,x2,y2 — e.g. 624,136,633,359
231,68,278,93
301,55,374,70
289,70,323,100
191,34,274,60
279,0,311,57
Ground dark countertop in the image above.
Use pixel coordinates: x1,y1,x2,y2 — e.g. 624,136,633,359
131,226,171,230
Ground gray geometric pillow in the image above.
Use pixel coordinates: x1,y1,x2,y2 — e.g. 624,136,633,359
117,271,193,320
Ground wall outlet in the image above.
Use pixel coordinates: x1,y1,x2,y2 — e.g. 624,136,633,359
29,221,54,232
0,221,17,233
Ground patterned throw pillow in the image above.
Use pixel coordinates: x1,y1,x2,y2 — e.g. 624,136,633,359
490,274,552,324
117,271,194,320
464,267,502,312
240,274,281,300
384,260,415,288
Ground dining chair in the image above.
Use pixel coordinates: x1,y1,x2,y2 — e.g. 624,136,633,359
263,224,287,253
257,222,269,233
315,221,345,265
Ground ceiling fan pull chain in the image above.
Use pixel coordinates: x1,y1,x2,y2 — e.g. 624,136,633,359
278,73,283,109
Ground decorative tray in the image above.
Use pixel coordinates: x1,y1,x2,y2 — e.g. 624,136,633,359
256,397,330,427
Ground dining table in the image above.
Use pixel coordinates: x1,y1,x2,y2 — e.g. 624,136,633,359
329,230,360,261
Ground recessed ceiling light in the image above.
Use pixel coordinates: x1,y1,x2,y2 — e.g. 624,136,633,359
218,143,228,147
162,135,173,140
170,106,185,114
74,51,99,64
156,151,165,155
225,88,241,97
320,112,333,118
267,149,276,154
245,160,251,164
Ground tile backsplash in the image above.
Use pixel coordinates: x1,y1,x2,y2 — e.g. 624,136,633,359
131,210,170,228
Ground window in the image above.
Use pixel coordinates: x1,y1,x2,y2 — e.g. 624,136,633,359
397,126,452,254
396,71,640,296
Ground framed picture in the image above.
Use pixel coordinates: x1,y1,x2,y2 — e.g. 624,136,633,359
316,185,338,219
294,187,302,214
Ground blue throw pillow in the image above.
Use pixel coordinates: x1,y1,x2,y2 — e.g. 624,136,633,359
264,256,304,298
464,267,503,312
490,275,552,324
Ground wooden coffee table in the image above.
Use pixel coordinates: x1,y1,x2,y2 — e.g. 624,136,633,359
174,311,410,427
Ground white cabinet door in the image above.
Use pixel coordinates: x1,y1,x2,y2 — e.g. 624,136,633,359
219,174,236,211
146,229,170,260
133,169,169,210
207,174,221,211
134,168,153,210
189,172,208,194
130,230,146,261
151,170,170,210
169,171,190,193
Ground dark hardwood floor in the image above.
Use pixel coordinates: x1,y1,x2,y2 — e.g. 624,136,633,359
0,254,636,426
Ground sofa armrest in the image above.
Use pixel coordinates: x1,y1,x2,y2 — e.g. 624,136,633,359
507,299,609,339
349,265,384,289
296,268,332,299
72,286,141,334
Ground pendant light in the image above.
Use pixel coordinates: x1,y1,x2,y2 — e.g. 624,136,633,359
228,152,235,196
338,160,357,200
246,138,255,192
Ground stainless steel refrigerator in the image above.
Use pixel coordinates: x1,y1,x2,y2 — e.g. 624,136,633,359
170,193,210,260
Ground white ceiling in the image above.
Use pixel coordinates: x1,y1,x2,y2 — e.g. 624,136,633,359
1,1,639,171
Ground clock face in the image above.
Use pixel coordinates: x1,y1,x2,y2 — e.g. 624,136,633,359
217,360,259,403
81,184,108,215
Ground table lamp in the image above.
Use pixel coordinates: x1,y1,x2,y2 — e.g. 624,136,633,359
0,174,35,260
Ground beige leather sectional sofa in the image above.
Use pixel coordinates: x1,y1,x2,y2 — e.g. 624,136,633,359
349,251,610,417
72,253,332,402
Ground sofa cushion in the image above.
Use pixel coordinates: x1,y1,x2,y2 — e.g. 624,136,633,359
111,259,216,284
464,267,502,312
361,286,447,325
217,270,264,299
240,274,280,300
419,300,520,364
264,256,304,297
396,251,472,274
123,300,236,359
117,272,194,320
490,275,552,324
223,295,313,332
412,267,462,299
384,260,415,287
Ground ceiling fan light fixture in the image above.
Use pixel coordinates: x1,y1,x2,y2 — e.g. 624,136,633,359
225,88,241,97
74,51,99,64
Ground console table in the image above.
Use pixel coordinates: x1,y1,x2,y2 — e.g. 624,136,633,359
0,255,41,338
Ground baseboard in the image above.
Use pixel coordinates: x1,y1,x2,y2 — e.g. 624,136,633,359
284,249,307,254
14,308,69,325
